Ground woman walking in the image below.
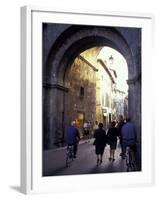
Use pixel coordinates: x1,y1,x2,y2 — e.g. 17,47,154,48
107,121,119,161
93,123,107,165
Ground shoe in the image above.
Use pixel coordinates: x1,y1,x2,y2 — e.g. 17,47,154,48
122,155,126,159
97,158,99,165
109,157,111,161
112,158,115,162
74,155,76,158
100,160,102,164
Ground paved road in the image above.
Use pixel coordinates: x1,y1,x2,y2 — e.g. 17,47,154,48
43,139,128,176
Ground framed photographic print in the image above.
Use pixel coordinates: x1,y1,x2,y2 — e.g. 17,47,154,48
21,6,154,194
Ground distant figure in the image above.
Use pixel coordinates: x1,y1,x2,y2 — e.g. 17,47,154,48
91,121,98,138
93,123,107,165
66,121,80,158
121,118,137,158
83,121,90,142
117,115,125,157
93,121,98,131
107,121,119,161
88,121,92,139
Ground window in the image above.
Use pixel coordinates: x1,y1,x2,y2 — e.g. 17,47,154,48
80,87,84,97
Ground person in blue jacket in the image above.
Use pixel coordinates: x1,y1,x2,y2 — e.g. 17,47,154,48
66,121,80,158
121,118,137,158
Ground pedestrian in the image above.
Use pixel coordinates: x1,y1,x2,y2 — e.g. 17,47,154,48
93,121,98,131
117,115,125,157
83,121,90,142
107,121,119,161
66,121,80,158
121,118,137,158
88,121,92,140
93,123,107,165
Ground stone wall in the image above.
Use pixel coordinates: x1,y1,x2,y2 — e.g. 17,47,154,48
64,55,96,137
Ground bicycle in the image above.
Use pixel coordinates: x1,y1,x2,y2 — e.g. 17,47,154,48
66,145,74,167
125,145,137,172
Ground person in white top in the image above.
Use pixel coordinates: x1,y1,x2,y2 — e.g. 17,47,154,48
83,121,90,142
93,121,98,131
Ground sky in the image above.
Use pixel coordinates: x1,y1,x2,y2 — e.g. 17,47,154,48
98,47,128,93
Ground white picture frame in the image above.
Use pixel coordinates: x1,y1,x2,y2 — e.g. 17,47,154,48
21,6,154,194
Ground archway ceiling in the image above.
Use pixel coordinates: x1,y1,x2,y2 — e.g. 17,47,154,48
44,26,134,84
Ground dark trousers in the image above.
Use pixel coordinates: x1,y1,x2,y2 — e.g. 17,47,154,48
73,143,78,156
68,143,78,156
122,140,136,155
119,137,124,154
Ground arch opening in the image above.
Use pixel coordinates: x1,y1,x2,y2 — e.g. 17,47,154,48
63,46,128,138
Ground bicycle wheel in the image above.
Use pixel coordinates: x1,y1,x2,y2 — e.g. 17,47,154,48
126,153,130,171
66,146,74,167
126,150,136,172
126,147,130,171
129,151,137,171
66,148,70,167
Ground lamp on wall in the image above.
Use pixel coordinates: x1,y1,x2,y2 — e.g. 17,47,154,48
109,55,114,65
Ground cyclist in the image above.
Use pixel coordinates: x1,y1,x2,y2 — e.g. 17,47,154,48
121,118,137,159
66,121,80,158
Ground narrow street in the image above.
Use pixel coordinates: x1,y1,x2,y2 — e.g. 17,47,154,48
43,139,127,176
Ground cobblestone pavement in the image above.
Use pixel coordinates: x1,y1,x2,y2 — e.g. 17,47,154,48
42,139,130,176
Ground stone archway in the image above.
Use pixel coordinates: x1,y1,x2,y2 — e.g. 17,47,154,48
43,25,141,149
